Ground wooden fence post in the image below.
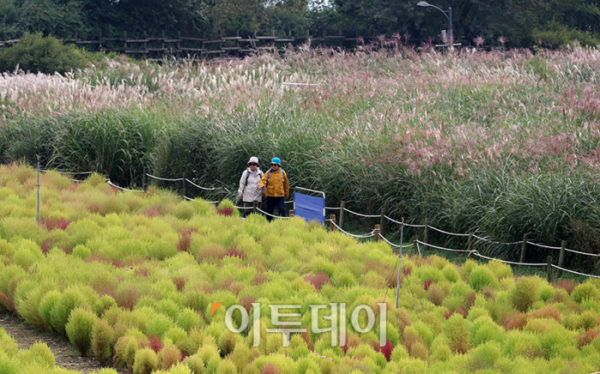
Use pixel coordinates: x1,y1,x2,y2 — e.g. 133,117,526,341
380,208,386,238
557,240,566,278
374,224,381,242
182,172,187,198
423,218,429,252
414,235,420,257
143,167,148,192
547,256,553,283
519,234,528,263
467,233,473,252
339,201,345,230
289,209,294,218
253,200,258,214
330,214,336,232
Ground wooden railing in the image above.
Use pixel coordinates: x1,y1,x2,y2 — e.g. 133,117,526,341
0,31,379,60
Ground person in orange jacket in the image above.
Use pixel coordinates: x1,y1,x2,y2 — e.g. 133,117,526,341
258,157,289,221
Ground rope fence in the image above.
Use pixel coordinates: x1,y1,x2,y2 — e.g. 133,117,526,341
526,241,562,250
428,225,470,237
384,215,425,228
552,264,600,279
41,170,95,175
256,207,289,219
39,167,600,279
147,174,184,182
415,240,473,254
185,178,218,191
564,247,600,257
470,251,547,267
343,207,380,218
472,233,524,245
330,220,375,238
414,239,548,267
380,233,414,249
183,196,219,204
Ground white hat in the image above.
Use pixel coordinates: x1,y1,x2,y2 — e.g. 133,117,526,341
248,156,259,165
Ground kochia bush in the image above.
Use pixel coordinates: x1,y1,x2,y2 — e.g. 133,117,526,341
66,306,98,356
444,314,471,354
571,283,600,303
133,348,159,374
510,277,539,312
92,318,115,365
469,266,499,292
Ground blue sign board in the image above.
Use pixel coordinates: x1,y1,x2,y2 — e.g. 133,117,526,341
294,192,325,224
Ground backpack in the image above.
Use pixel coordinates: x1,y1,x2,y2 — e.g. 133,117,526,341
266,169,285,189
243,169,263,193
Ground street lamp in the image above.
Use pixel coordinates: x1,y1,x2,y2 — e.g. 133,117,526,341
417,1,452,46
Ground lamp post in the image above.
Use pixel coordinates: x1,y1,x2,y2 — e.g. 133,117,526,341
417,1,452,46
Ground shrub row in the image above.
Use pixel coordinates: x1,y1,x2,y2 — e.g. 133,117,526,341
2,165,600,373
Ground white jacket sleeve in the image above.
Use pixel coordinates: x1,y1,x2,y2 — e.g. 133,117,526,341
238,170,247,195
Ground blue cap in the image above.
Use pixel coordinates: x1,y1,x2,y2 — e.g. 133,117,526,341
271,157,281,166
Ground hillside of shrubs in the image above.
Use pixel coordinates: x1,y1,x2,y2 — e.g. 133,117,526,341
2,46,600,267
1,164,600,373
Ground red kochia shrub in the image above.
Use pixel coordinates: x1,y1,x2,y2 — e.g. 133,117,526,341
378,339,394,362
304,272,330,291
112,259,123,268
240,296,256,313
172,277,186,292
504,313,528,331
578,328,600,348
46,217,71,231
143,205,162,218
226,248,244,259
252,274,269,286
177,228,197,252
528,305,561,322
217,207,234,216
261,363,281,374
85,253,111,264
41,238,54,254
115,286,140,310
423,279,434,291
555,279,578,295
149,334,163,353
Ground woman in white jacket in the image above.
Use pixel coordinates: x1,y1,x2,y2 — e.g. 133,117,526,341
238,157,264,217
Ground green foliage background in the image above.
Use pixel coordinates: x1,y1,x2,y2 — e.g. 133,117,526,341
1,0,600,48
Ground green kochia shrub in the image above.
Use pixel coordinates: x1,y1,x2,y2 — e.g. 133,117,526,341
149,240,178,261
38,290,61,332
92,318,115,364
0,33,87,74
468,266,499,292
72,245,92,260
0,328,18,356
49,287,87,336
444,314,471,354
146,313,175,338
18,341,56,369
114,335,138,370
133,348,159,374
571,282,600,303
65,306,98,356
510,278,539,312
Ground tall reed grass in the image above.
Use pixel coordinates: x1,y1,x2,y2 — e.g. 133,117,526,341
3,44,600,260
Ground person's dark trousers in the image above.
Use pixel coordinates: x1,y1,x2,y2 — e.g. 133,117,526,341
266,196,285,222
243,202,253,217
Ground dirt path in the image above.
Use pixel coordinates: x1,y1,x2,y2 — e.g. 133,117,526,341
0,312,127,373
